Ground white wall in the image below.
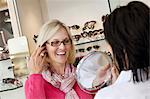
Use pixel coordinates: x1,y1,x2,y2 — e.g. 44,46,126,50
119,0,150,6
40,0,49,22
45,0,111,55
109,0,150,11
16,0,44,53
46,0,110,27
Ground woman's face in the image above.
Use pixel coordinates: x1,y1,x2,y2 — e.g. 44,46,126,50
46,27,72,65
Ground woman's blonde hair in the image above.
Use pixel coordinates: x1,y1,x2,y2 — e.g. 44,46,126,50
36,19,75,64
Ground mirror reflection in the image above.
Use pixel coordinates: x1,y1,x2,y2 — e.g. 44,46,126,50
76,51,112,94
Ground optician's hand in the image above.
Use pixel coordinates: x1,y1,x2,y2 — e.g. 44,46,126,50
93,64,111,87
27,46,47,74
111,64,119,84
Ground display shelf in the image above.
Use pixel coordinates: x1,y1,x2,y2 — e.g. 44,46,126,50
75,38,105,46
9,52,29,59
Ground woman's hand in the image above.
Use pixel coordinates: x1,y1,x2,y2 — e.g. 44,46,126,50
93,63,119,87
27,46,47,74
93,64,111,87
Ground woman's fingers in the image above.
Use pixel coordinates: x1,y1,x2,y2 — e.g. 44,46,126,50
96,64,110,79
40,49,47,57
27,46,47,74
35,46,46,57
31,47,38,57
101,64,111,71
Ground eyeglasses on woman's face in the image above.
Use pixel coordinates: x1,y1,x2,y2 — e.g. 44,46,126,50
46,38,72,47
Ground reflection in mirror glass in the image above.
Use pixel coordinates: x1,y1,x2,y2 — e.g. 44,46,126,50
76,51,112,94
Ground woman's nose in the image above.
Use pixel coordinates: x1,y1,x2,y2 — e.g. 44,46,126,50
58,42,66,49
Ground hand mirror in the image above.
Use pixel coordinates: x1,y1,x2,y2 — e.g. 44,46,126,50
76,51,113,94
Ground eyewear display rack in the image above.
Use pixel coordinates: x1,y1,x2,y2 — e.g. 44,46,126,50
69,20,108,66
70,20,106,57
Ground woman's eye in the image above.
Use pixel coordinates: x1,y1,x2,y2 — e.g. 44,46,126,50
64,39,69,43
64,39,71,44
53,41,60,44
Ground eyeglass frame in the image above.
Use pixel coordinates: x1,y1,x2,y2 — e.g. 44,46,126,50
72,29,104,41
46,38,72,47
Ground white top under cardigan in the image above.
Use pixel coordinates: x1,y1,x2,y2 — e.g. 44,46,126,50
94,70,150,99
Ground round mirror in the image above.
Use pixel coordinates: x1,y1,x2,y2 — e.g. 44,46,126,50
76,51,112,94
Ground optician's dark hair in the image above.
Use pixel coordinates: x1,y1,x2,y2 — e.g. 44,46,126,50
103,1,149,82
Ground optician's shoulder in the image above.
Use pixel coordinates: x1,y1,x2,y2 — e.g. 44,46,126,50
95,82,150,99
94,71,150,99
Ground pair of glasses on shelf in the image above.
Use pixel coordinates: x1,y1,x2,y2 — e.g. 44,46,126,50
33,34,38,43
0,78,23,92
72,29,104,41
86,45,100,51
76,45,101,53
76,48,85,53
82,21,96,31
81,29,104,38
2,78,23,86
69,25,80,30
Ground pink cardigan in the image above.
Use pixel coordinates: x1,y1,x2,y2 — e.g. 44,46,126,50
25,74,94,99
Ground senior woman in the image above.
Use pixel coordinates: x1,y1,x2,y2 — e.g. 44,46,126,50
25,19,94,99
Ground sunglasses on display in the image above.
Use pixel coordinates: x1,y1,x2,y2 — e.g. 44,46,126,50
76,45,100,53
72,29,104,41
3,78,17,84
92,29,104,36
78,48,85,52
82,21,96,31
86,45,100,51
76,49,85,53
2,78,23,86
0,78,23,92
33,34,38,43
47,38,72,47
72,35,82,41
69,25,80,30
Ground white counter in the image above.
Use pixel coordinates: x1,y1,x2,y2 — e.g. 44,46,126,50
0,77,26,99
0,86,25,99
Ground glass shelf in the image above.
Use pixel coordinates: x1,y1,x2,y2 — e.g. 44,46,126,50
75,38,105,46
9,52,29,59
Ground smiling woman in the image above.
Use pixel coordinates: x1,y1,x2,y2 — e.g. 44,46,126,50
25,19,94,99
